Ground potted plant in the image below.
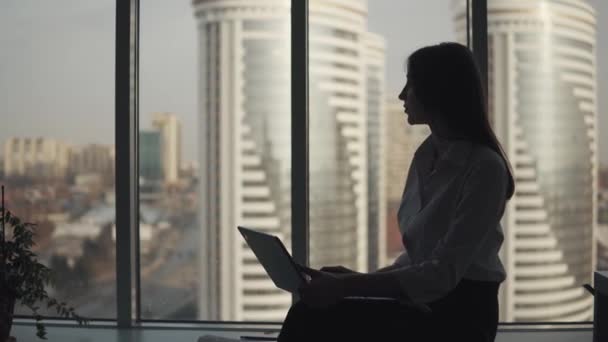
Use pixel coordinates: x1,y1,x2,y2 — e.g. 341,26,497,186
1,186,87,341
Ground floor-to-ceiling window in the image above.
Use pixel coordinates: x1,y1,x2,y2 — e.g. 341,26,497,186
483,0,602,323
0,0,117,319
5,1,608,336
138,0,292,322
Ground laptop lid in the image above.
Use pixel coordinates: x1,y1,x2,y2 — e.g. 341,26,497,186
238,226,306,293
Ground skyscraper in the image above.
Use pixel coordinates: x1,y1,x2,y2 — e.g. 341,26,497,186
68,144,115,176
152,112,181,184
454,0,598,322
194,0,385,321
365,32,387,271
3,137,70,180
598,166,608,270
307,0,372,272
599,166,608,223
139,131,163,183
194,0,292,321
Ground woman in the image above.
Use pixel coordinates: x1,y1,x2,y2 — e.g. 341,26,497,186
277,42,515,342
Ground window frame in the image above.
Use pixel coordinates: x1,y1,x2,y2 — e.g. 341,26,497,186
115,0,139,327
3,0,593,330
82,0,596,328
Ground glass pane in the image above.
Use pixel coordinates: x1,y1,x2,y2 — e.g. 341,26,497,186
308,0,457,272
483,0,601,322
139,0,291,321
0,1,116,318
589,0,608,275
600,162,608,268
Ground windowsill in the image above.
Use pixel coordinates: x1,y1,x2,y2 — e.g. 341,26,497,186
11,319,595,342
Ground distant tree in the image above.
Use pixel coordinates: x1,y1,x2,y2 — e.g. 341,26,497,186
48,255,72,294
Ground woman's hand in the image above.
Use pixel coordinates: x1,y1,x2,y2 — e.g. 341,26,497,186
297,265,348,309
320,265,359,275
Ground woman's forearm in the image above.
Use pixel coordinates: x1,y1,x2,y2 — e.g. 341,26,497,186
341,271,404,299
374,263,402,273
375,252,411,273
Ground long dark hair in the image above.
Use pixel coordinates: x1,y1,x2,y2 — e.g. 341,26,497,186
407,42,515,199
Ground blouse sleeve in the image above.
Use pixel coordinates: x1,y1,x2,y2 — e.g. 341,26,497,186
393,251,412,267
391,156,508,303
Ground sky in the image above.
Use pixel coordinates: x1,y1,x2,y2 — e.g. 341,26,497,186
0,0,606,165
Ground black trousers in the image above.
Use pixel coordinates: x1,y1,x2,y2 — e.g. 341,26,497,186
277,278,500,342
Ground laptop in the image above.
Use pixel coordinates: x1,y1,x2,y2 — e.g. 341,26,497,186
237,226,432,314
238,226,308,293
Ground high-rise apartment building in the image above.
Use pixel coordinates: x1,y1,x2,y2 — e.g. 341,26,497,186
599,166,608,223
152,112,181,184
68,144,115,176
598,167,608,270
454,0,598,322
365,32,387,271
307,0,373,272
383,98,430,264
194,0,385,321
194,0,292,321
3,137,70,179
139,131,163,183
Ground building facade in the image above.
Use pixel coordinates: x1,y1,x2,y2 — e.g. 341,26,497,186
194,0,384,321
152,112,182,184
454,0,598,322
364,32,387,271
307,0,371,272
139,131,163,183
598,167,608,270
599,166,608,223
68,144,114,177
3,137,70,180
194,0,292,321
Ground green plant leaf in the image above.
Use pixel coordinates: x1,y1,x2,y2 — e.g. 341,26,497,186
3,208,88,339
35,323,47,340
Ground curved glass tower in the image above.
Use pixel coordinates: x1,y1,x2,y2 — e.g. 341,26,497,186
194,0,292,321
194,0,385,321
308,0,371,271
454,0,598,322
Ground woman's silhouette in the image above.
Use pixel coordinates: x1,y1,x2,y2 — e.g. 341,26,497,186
277,42,515,342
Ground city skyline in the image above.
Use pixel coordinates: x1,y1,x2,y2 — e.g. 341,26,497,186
1,0,607,165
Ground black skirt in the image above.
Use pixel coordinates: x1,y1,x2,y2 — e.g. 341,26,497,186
277,278,500,342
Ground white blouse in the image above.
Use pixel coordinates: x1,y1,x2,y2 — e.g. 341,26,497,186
392,134,508,304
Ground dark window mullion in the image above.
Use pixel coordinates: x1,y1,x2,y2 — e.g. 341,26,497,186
291,0,309,303
471,0,488,96
115,0,140,327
